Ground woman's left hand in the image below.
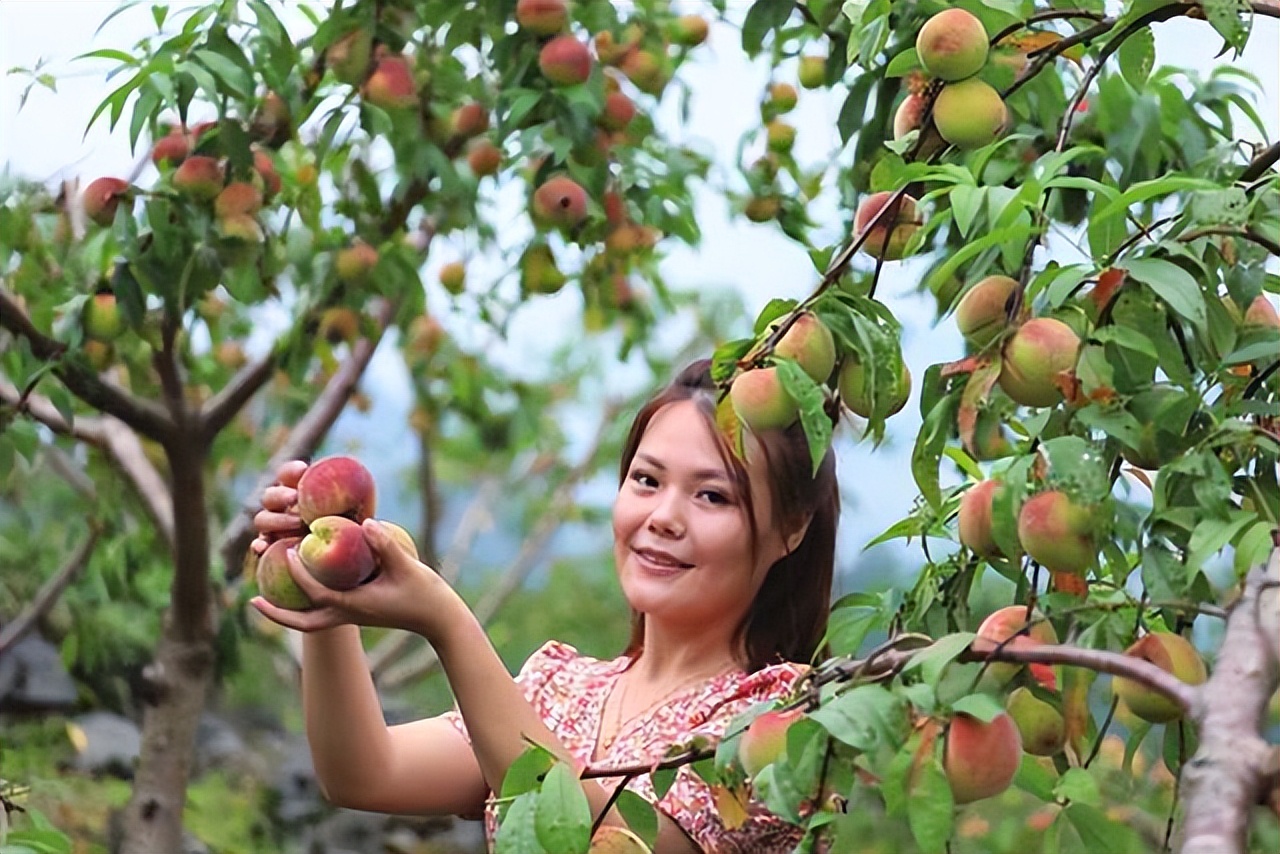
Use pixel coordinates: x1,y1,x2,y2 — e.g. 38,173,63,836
250,519,467,642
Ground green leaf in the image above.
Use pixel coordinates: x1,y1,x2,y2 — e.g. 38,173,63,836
741,0,793,55
651,766,677,799
501,744,556,799
1202,0,1253,55
1065,803,1132,854
1054,768,1101,806
912,388,959,509
534,763,591,854
1122,258,1206,329
885,47,920,77
613,790,658,849
494,792,545,854
950,185,983,239
905,633,977,687
775,358,832,475
809,684,909,752
1014,753,1058,801
951,692,1004,724
907,756,954,854
1117,27,1154,89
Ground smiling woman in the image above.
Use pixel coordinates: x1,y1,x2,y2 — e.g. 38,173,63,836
249,359,841,853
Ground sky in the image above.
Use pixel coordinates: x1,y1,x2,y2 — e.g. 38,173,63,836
2,1,1277,583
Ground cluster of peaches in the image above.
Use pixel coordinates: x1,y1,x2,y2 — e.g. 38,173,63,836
737,606,1206,806
253,455,417,611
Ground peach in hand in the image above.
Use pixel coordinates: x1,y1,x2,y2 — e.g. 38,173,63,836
295,455,377,525
298,515,378,590
255,537,312,610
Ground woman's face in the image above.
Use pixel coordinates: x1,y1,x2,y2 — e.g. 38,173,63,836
612,400,792,634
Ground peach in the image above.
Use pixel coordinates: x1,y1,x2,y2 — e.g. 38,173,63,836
251,91,292,146
83,293,125,342
853,192,922,261
151,130,191,167
252,148,281,198
83,177,130,227
295,455,377,525
466,138,502,176
173,155,224,200
598,91,636,131
532,175,589,228
670,14,709,47
439,261,466,295
956,275,1019,349
998,318,1080,407
933,79,1007,149
214,182,264,218
838,359,910,419
589,826,651,853
975,605,1058,689
766,120,796,153
364,54,419,110
892,93,927,140
1244,295,1280,329
772,312,836,383
1111,632,1207,723
519,243,566,295
1006,687,1065,757
405,315,446,362
299,515,377,590
957,479,1008,560
538,35,592,86
730,367,798,432
944,712,1022,804
255,536,313,610
327,28,373,85
451,102,490,138
1016,490,1094,576
379,520,419,559
336,242,379,283
744,195,780,222
214,213,264,247
916,9,989,82
738,707,803,777
619,50,666,95
797,55,826,89
318,307,360,344
767,82,798,114
515,0,568,35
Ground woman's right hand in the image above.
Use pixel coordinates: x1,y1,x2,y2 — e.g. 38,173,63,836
249,459,310,556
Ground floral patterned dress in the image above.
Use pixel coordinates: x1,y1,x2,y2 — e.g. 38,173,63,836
443,640,807,853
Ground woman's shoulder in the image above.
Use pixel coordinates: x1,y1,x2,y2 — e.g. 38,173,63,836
517,640,627,682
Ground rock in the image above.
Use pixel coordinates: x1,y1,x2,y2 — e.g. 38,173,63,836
70,711,142,778
0,634,79,712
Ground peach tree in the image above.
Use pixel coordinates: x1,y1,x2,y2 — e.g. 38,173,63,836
488,2,1279,854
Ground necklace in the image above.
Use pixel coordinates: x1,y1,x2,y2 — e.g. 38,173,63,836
597,661,738,755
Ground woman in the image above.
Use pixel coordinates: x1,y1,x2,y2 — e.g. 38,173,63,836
250,359,840,852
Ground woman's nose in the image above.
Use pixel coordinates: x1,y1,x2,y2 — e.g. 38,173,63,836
647,492,686,538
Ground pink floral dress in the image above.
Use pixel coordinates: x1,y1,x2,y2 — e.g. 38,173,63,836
444,640,807,853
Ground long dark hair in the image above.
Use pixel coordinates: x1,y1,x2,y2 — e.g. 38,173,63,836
616,359,839,672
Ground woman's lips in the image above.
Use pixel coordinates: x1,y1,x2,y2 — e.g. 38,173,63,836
633,547,693,574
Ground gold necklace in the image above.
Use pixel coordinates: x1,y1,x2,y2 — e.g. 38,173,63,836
598,662,737,754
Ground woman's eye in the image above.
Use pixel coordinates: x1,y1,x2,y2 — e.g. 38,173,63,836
631,472,658,488
700,490,731,505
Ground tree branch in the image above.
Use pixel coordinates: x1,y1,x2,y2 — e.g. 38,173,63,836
1241,141,1280,183
0,287,175,442
1179,543,1280,854
200,351,278,443
1178,226,1280,257
217,299,396,579
0,524,101,656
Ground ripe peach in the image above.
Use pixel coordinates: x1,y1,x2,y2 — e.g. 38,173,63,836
916,9,989,82
519,243,566,295
252,148,281,198
944,711,1022,804
515,0,568,35
532,175,589,228
766,120,796,153
1111,632,1207,723
336,242,379,283
214,213,264,247
892,93,927,140
738,707,803,777
933,79,1007,149
838,359,910,419
853,191,922,261
998,318,1080,407
974,605,1059,689
214,182,264,219
589,826,651,854
1016,490,1094,576
299,515,377,590
173,155,225,200
295,454,378,525
956,275,1019,349
957,479,1008,559
451,102,490,138
670,14,710,47
1006,687,1065,756
797,55,826,89
730,367,798,432
365,54,419,111
327,28,373,85
1244,295,1280,328
466,138,502,176
256,536,313,610
599,91,636,131
83,177,130,227
379,520,419,559
251,91,292,146
771,312,836,383
151,130,191,167
619,50,666,95
83,293,125,342
439,261,466,295
539,35,592,86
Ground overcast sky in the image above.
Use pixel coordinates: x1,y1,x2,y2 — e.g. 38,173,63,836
2,2,1276,575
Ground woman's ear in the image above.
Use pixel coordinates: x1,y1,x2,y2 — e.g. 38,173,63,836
783,514,813,555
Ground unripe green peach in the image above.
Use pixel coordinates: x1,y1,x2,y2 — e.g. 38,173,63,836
797,55,826,89
998,318,1080,407
933,79,1007,149
744,195,780,223
439,261,467,295
956,275,1019,349
974,605,1058,689
1111,632,1207,723
539,35,592,86
771,312,836,383
766,120,796,153
767,82,798,114
255,536,313,610
1017,490,1095,576
730,367,798,432
620,49,666,95
738,708,803,777
1006,687,1066,757
971,409,1014,460
83,293,125,342
916,8,990,82
670,14,710,47
1118,385,1193,470
853,192,922,261
519,243,566,295
944,712,1022,804
327,28,373,86
838,359,910,418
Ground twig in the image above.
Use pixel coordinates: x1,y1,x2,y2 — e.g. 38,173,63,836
1240,142,1280,183
201,351,279,443
989,9,1109,47
0,524,101,656
1178,226,1280,258
589,772,640,837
